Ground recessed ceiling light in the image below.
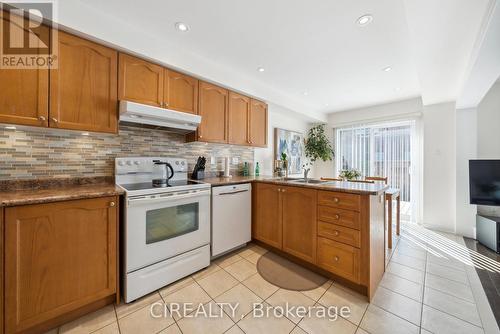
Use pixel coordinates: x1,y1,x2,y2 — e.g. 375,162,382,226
325,103,329,107
257,67,265,72
302,91,309,96
357,15,373,27
395,87,401,92
4,126,16,130
175,22,190,32
383,66,392,72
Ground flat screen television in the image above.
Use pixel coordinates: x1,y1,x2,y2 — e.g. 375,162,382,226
469,160,500,206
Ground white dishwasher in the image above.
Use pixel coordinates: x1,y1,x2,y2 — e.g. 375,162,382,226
211,183,252,257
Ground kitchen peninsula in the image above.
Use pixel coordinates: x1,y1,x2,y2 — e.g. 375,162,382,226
203,177,388,300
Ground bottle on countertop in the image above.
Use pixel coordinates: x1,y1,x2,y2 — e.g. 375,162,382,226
255,162,260,176
243,162,249,176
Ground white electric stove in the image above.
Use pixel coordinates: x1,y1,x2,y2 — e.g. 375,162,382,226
116,157,211,302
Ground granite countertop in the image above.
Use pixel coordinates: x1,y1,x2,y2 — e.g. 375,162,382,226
0,177,124,207
199,175,276,186
199,176,388,195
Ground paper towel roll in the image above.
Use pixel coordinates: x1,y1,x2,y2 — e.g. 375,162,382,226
224,157,231,177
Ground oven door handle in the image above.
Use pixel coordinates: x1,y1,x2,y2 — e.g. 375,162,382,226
128,189,210,205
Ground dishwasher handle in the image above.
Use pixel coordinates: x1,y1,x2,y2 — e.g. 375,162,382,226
217,189,249,196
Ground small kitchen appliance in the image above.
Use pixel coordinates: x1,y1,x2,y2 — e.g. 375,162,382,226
116,157,211,302
152,160,174,186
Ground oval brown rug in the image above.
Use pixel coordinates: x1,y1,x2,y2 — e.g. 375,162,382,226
256,251,328,291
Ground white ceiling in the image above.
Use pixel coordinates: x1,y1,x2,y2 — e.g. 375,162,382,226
59,0,493,118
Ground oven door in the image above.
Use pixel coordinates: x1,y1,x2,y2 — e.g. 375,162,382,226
125,189,211,272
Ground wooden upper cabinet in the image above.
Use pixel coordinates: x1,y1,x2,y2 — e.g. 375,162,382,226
165,70,198,114
282,186,317,263
249,99,268,147
50,31,118,133
252,182,282,249
197,81,228,143
228,92,250,145
118,53,163,107
0,14,49,127
4,197,118,334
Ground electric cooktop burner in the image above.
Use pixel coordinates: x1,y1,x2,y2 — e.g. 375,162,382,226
121,180,201,191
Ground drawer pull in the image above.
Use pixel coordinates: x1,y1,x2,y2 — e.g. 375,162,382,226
334,256,339,262
334,230,339,236
38,116,46,121
334,214,340,220
333,197,339,203
109,201,116,207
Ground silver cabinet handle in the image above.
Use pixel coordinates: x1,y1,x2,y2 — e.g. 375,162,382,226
51,117,59,123
38,116,46,121
334,256,339,262
109,201,116,207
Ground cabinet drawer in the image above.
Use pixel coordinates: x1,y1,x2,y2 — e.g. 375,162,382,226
318,222,361,248
318,191,360,212
318,206,360,230
317,237,360,283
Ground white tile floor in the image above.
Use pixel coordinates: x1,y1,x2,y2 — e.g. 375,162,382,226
49,223,500,334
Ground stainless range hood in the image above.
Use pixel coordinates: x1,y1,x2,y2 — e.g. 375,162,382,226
119,100,201,133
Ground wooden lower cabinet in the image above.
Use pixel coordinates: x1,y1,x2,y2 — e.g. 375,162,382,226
4,197,118,334
282,186,317,263
0,207,3,334
252,184,385,300
317,237,360,283
252,183,282,249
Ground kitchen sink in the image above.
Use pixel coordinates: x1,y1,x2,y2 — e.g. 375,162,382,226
290,179,327,184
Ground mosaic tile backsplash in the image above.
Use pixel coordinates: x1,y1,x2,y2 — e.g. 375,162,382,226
0,125,255,180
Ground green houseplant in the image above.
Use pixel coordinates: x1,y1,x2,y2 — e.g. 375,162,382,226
338,169,361,180
303,124,334,179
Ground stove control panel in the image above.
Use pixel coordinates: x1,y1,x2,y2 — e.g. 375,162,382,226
115,157,188,175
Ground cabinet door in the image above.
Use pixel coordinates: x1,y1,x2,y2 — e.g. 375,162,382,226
5,197,118,333
317,237,360,283
50,32,118,133
118,53,163,107
252,183,282,249
0,14,48,127
228,92,250,145
249,99,268,147
282,186,317,263
165,70,198,114
198,81,228,143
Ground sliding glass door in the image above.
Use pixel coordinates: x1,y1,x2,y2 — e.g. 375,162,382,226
335,120,419,222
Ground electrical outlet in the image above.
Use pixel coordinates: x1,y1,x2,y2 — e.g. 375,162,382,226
210,156,216,165
232,157,239,165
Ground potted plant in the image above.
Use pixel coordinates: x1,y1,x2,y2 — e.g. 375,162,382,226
281,152,288,177
303,124,334,179
338,169,361,180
